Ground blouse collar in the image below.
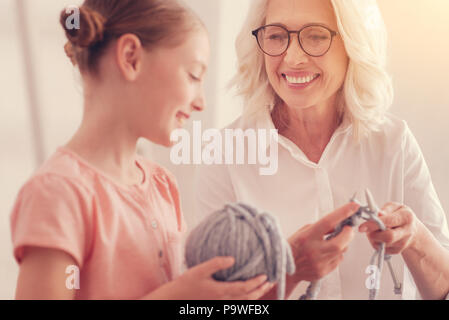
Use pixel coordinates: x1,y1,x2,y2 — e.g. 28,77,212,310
255,105,354,167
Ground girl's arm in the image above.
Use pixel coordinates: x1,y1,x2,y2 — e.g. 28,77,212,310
15,247,77,300
16,249,272,300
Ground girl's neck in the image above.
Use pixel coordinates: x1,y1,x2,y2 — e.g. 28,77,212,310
65,99,143,186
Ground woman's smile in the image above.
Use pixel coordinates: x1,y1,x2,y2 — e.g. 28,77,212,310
281,71,321,90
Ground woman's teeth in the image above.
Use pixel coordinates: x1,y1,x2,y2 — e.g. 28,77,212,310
285,74,319,84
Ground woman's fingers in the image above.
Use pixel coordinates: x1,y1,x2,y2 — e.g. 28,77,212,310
360,205,414,251
369,224,412,246
323,226,354,254
311,254,344,280
367,231,411,254
359,203,407,233
290,203,359,256
386,237,412,254
381,202,405,216
288,203,360,283
382,207,414,229
368,228,402,244
313,202,360,237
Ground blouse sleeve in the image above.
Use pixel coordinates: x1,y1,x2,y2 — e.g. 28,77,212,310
194,163,237,226
402,123,449,250
10,174,93,268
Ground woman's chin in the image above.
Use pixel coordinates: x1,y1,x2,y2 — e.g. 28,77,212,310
281,97,316,110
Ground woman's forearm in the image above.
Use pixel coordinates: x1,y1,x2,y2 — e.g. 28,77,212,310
402,220,449,300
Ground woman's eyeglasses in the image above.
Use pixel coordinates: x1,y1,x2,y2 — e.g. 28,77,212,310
252,24,338,57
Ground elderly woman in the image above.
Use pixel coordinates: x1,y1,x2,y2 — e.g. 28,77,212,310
195,0,449,300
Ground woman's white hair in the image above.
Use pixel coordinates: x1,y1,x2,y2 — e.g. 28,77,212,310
231,0,393,140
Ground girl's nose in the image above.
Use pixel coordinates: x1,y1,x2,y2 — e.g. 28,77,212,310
193,104,204,112
192,92,205,112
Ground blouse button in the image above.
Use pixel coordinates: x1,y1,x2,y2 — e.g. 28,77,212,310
151,220,158,229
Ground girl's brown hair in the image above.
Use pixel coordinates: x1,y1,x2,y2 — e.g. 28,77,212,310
60,0,203,74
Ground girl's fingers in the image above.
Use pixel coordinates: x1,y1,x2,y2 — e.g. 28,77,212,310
241,281,275,300
192,256,235,277
223,274,268,296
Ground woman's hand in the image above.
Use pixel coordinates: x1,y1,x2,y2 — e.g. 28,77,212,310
146,256,274,300
358,202,421,254
287,203,359,283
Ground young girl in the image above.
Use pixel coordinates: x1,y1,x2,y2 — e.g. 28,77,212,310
10,0,271,300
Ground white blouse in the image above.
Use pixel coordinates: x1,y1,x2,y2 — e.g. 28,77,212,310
194,107,449,300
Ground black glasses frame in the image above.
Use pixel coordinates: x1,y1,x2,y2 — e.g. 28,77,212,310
252,23,339,57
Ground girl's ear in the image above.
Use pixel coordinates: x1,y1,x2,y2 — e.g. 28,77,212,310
115,33,143,81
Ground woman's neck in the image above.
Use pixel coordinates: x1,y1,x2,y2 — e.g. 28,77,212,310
273,99,342,164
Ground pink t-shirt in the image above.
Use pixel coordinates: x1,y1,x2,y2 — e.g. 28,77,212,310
10,147,187,299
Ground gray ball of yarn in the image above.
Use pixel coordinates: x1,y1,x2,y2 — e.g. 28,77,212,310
185,203,295,300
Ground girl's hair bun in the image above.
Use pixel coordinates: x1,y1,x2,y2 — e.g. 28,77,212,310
59,0,203,73
60,6,106,48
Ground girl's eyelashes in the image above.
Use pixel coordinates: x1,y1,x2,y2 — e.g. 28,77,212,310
190,74,202,82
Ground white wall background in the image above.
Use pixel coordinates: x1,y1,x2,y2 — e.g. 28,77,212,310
0,0,448,299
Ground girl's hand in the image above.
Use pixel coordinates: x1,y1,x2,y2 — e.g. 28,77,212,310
288,203,359,282
359,202,420,254
160,256,274,300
